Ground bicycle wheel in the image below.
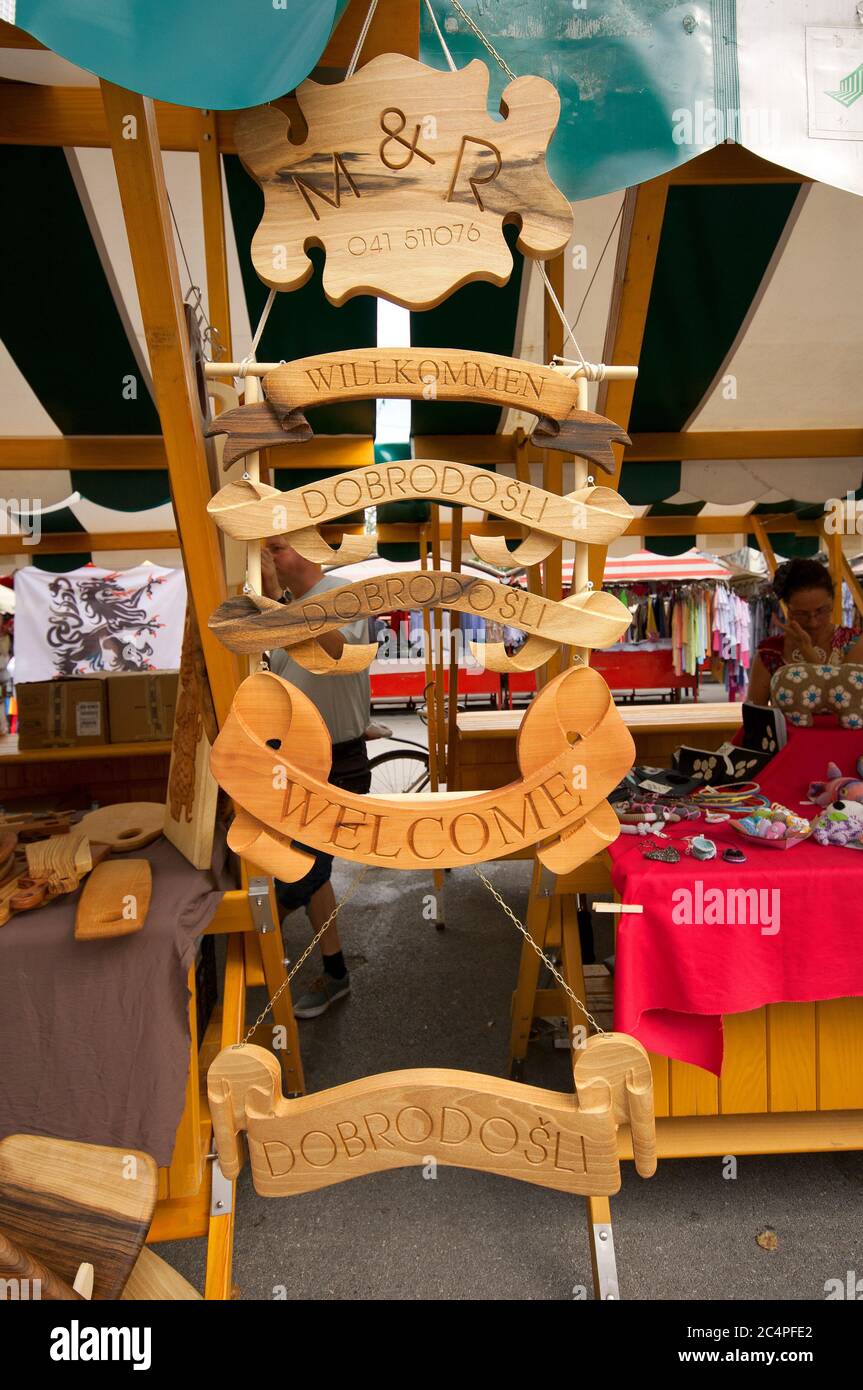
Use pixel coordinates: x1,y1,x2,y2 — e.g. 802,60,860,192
368,748,430,794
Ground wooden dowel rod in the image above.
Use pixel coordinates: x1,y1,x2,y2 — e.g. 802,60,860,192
431,505,447,780
572,374,590,666
243,373,263,605
446,507,463,787
203,361,640,380
550,364,639,380
419,530,440,793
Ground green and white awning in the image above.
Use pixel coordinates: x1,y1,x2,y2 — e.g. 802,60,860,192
1,3,861,571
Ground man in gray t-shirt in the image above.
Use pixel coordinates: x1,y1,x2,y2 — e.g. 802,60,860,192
262,536,372,1020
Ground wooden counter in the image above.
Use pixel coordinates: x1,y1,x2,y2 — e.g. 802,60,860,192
455,701,743,790
0,735,172,807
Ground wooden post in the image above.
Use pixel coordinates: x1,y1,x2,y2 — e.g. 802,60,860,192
825,525,845,625
591,176,670,591
572,373,590,665
240,372,263,603
751,516,778,575
100,82,240,727
431,505,447,776
446,506,464,785
841,554,863,621
197,109,233,383
541,254,565,684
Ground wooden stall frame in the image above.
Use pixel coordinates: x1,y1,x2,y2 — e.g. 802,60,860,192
4,2,862,1295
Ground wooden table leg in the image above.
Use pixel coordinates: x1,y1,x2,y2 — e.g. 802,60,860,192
560,893,590,1043
204,932,244,1301
257,881,305,1096
586,1194,619,1300
508,858,553,1079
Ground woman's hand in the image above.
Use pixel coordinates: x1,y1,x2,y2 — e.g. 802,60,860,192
782,618,821,664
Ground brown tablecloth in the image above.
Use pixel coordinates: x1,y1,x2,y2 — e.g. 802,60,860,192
0,833,231,1166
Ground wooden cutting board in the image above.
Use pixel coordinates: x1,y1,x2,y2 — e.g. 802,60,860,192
26,833,92,894
75,860,152,940
0,841,109,927
77,803,165,851
164,604,220,871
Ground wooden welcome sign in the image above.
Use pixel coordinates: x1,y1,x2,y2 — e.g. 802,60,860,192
205,350,632,474
207,1033,656,1198
234,54,572,309
208,466,633,567
208,572,632,658
209,664,635,876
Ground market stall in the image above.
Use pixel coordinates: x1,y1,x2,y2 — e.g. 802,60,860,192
0,0,862,1317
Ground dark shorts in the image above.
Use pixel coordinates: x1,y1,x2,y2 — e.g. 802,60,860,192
275,736,371,914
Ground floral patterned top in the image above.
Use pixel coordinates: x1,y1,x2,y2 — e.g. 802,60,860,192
757,626,861,675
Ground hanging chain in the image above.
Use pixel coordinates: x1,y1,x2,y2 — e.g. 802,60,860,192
472,866,606,1035
236,864,369,1048
447,0,517,81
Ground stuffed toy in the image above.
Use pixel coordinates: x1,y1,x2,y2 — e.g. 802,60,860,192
807,756,863,808
811,799,863,849
770,663,863,729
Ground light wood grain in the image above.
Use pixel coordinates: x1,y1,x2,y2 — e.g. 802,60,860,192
25,832,92,894
573,1032,657,1177
208,464,632,545
236,54,571,308
210,664,634,873
0,1226,82,1300
121,1246,201,1301
164,603,220,870
0,841,107,927
0,1134,157,1300
265,347,592,422
469,529,558,568
77,802,165,851
456,702,744,737
209,573,632,656
74,859,152,940
288,526,378,566
208,1044,621,1198
287,638,380,676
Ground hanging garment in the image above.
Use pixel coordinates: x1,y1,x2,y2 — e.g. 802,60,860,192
13,564,186,682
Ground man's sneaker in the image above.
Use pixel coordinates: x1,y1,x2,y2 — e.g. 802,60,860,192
292,972,351,1019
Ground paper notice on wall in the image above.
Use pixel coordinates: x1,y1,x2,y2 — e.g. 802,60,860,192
13,564,186,684
806,27,863,140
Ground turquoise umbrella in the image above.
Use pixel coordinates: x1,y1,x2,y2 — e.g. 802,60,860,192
14,0,351,107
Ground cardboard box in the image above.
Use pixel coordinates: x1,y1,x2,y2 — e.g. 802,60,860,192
107,671,179,744
17,678,107,750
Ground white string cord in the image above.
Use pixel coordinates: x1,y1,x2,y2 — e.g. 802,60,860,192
537,261,587,367
250,288,276,356
347,0,380,77
424,0,457,70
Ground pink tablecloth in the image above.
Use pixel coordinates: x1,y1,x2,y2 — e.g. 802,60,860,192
607,720,863,1074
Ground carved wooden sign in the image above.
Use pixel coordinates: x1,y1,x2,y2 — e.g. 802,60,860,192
205,352,631,474
209,664,635,876
208,466,632,547
208,1046,620,1199
234,54,572,309
208,572,632,657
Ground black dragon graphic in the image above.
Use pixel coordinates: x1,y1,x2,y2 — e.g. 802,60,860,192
46,573,168,676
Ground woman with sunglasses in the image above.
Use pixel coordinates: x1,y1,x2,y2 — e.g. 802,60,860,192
747,558,863,705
